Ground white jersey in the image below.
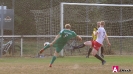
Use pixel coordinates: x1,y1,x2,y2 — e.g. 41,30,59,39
96,27,106,44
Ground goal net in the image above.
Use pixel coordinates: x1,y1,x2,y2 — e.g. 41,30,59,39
31,5,61,56
31,3,133,56
60,3,133,55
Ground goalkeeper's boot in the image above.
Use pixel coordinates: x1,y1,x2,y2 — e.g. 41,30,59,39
102,60,106,65
49,64,52,67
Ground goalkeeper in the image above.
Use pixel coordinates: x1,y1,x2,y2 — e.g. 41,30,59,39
38,24,82,67
86,22,104,58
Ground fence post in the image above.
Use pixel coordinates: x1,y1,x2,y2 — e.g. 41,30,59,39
20,36,23,57
0,5,4,57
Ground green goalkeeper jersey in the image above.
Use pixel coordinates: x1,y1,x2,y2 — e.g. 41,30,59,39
53,29,77,47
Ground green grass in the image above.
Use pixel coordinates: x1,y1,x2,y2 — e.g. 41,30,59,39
0,55,133,74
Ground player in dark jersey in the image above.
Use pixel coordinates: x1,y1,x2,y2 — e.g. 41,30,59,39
38,24,82,67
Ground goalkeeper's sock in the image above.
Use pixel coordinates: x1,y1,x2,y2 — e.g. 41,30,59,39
49,56,56,67
73,44,85,49
86,48,92,58
95,54,104,62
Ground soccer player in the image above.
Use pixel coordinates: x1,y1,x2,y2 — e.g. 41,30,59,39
86,22,105,58
38,24,82,67
73,21,111,65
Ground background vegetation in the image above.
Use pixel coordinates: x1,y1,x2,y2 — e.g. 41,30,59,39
0,0,133,35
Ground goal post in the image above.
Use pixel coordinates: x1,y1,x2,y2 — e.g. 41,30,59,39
60,2,133,56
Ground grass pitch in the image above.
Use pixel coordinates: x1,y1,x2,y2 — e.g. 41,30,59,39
0,55,133,74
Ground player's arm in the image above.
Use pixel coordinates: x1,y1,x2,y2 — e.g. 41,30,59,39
50,34,60,46
76,35,82,41
105,34,111,46
94,31,98,36
93,28,98,36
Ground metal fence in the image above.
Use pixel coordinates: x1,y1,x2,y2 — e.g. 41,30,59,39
0,0,133,57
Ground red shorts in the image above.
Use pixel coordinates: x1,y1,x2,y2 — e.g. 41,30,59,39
91,40,101,51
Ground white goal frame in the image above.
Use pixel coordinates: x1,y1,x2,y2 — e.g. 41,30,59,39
60,3,133,30
60,2,133,56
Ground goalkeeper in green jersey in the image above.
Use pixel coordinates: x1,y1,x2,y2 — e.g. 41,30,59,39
86,22,105,58
38,24,82,67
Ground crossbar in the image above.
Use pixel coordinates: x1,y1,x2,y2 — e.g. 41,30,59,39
62,2,133,7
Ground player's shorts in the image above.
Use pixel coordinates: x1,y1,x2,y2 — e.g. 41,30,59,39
55,46,64,53
53,44,65,53
91,40,101,51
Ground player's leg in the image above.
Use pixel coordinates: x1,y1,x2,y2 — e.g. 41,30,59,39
84,41,93,58
86,47,92,58
77,41,93,58
73,43,85,49
101,46,104,58
92,48,106,65
49,51,58,67
76,41,92,58
73,41,92,50
38,44,50,55
91,41,106,65
49,46,63,67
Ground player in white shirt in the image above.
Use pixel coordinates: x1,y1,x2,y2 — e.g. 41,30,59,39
73,21,111,65
86,22,105,58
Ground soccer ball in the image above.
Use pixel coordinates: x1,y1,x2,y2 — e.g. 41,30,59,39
44,42,50,46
